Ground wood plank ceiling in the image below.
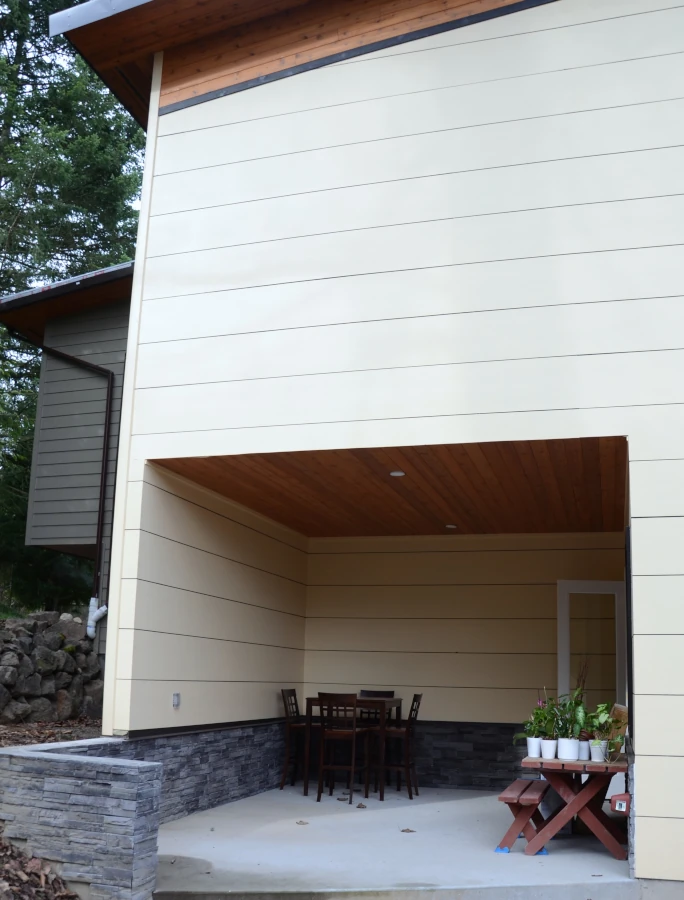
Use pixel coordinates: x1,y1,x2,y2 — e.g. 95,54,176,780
154,437,628,537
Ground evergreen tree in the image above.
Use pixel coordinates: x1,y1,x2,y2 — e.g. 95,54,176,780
0,0,143,609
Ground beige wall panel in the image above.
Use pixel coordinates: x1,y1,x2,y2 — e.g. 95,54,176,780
633,695,684,755
634,817,684,881
156,15,684,147
633,635,684,695
309,533,624,554
307,548,624,586
126,629,303,683
132,348,684,439
632,575,684,635
364,1,681,61
143,194,684,300
305,617,556,654
630,458,684,518
148,148,684,259
117,579,138,631
136,296,684,389
631,518,684,576
128,400,684,463
302,683,544,724
133,530,306,616
304,649,555,690
127,681,301,730
636,757,684,817
569,618,616,655
569,655,615,692
306,584,557,620
141,463,307,551
139,245,684,345
120,529,142,580
137,481,305,582
152,100,684,216
133,580,304,649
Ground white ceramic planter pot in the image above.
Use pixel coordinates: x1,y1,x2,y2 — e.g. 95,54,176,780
540,739,557,760
526,736,542,758
578,741,590,761
590,741,608,762
558,738,580,761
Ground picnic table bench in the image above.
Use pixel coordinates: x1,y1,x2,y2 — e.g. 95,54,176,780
496,757,629,859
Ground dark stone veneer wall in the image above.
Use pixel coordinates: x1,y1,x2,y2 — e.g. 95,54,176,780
0,719,523,899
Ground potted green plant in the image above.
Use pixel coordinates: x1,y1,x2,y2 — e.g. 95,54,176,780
515,698,553,757
587,703,613,761
555,687,586,761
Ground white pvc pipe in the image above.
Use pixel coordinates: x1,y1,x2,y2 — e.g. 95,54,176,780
87,597,108,639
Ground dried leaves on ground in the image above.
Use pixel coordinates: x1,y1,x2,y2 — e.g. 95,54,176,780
0,833,79,900
0,717,101,749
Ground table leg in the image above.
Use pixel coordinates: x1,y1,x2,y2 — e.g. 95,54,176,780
303,699,312,797
524,772,608,856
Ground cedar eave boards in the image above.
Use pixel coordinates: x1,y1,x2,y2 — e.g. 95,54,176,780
50,0,542,127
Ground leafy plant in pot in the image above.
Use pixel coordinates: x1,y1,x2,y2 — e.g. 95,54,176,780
587,703,613,762
515,697,556,758
555,687,587,761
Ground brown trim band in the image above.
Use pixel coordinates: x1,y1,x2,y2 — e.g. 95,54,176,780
159,0,558,117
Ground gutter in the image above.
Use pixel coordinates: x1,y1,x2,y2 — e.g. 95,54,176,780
7,328,114,624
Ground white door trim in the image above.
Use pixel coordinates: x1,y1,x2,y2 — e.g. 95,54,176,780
556,579,627,704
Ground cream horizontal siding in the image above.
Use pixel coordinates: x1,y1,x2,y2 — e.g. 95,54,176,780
303,532,621,724
136,296,684,388
151,100,684,217
115,465,306,730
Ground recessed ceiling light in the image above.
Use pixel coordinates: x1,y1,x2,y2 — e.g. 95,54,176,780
390,470,405,477
445,524,457,529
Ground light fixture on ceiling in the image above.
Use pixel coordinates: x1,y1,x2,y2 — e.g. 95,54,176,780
445,524,457,529
389,470,405,477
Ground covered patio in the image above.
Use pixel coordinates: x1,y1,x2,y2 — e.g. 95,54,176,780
155,785,633,899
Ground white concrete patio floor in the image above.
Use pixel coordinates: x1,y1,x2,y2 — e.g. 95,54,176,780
155,785,644,899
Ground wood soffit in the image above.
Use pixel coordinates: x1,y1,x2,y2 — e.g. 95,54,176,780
61,0,544,125
154,437,628,538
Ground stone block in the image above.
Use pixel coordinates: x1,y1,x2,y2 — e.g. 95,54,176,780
0,698,31,723
31,645,60,675
27,697,56,723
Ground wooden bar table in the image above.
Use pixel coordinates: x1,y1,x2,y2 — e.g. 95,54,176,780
303,696,402,800
521,756,629,859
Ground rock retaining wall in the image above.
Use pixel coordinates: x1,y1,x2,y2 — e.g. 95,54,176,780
0,612,103,724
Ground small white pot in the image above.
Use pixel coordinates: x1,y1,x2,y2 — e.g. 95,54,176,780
557,737,580,761
540,739,557,760
578,741,590,761
526,736,542,758
590,740,608,762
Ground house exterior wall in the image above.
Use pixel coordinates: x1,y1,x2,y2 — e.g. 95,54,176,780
27,301,129,650
113,464,306,732
305,533,623,723
106,0,684,881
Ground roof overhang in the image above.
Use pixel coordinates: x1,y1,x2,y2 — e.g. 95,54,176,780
0,262,134,345
49,0,313,127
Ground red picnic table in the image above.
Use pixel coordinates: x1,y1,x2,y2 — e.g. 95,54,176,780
508,756,628,859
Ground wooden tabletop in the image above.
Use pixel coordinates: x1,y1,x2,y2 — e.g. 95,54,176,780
306,696,402,709
521,756,628,774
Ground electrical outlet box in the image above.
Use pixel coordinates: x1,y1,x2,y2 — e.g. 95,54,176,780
172,692,181,709
610,793,630,816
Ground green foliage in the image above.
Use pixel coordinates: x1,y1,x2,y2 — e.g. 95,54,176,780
587,703,614,742
515,695,558,741
555,687,587,739
0,0,143,609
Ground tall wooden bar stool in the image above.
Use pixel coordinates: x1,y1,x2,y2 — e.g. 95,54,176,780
359,689,395,725
378,693,422,799
317,693,370,804
280,688,306,789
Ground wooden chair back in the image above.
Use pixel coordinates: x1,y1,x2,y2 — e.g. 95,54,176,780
281,688,300,722
359,689,394,722
405,693,423,733
318,692,359,732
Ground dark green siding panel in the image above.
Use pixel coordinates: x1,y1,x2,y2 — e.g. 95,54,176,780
26,300,130,634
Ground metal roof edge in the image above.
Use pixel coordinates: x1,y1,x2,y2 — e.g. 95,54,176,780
49,0,153,37
0,261,134,312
